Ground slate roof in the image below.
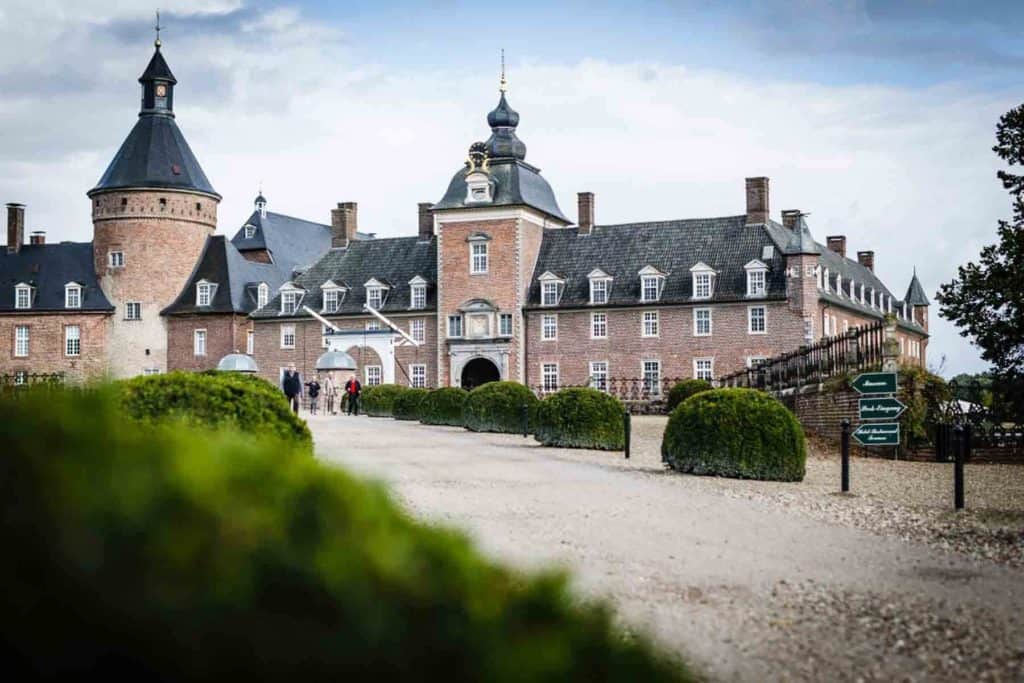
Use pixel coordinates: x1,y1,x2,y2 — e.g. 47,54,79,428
252,236,437,319
139,48,176,84
905,271,929,306
163,236,282,316
527,216,787,308
229,210,336,276
435,159,569,223
0,242,113,313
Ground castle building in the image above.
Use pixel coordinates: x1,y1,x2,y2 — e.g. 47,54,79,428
0,40,930,390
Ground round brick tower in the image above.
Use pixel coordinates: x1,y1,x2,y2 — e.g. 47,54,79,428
88,38,220,378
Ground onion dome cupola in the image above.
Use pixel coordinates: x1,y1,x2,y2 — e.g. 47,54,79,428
485,91,527,160
88,37,219,200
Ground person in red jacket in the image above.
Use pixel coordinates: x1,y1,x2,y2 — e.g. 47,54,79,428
344,374,362,416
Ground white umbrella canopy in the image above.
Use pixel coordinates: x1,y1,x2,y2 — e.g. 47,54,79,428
216,353,259,373
316,350,357,371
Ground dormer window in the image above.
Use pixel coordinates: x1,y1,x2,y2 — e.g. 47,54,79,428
14,283,32,310
321,280,347,314
409,276,428,310
244,224,256,239
364,278,390,310
465,171,493,204
279,282,304,315
689,262,714,300
588,269,612,305
836,274,843,296
64,283,82,309
822,268,830,292
639,265,667,303
257,283,269,309
538,272,565,307
744,260,768,298
196,280,215,307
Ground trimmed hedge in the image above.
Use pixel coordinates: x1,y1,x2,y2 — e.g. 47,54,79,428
666,379,713,412
393,387,429,421
662,388,806,481
419,387,469,426
0,387,690,680
118,370,311,450
361,384,409,417
533,388,626,450
463,381,539,434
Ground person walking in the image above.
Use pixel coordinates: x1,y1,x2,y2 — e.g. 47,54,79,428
306,376,322,416
282,363,302,414
344,374,362,416
324,373,338,415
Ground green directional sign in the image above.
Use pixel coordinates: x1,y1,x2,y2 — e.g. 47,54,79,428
852,422,900,446
850,372,897,395
858,397,907,421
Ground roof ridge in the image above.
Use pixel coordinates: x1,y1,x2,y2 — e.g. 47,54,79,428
595,215,747,229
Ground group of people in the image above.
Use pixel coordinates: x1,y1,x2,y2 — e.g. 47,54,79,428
281,363,362,416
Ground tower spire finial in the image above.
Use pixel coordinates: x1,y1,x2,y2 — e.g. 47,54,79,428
499,48,507,93
154,9,162,49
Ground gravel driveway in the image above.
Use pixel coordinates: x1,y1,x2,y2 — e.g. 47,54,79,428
310,414,1024,682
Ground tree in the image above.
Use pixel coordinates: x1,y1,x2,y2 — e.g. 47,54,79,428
936,104,1024,416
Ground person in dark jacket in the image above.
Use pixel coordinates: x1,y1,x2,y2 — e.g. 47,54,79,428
282,363,302,414
344,374,362,416
305,376,322,416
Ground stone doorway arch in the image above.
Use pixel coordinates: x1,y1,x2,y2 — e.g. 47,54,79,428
461,357,500,390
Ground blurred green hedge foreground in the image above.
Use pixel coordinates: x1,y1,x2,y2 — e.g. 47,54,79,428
0,383,690,681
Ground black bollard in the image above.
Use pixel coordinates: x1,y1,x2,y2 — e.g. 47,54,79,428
521,404,529,438
840,419,851,493
953,424,965,510
623,410,631,459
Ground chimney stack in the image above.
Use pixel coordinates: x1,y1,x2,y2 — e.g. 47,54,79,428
826,235,847,258
29,231,46,245
577,191,595,235
417,202,434,241
857,250,875,272
745,177,769,224
6,203,25,254
781,209,801,230
330,202,358,248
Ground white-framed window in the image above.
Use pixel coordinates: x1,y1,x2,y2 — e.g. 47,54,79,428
499,313,513,337
690,262,715,300
590,278,610,305
366,286,384,309
247,329,254,355
542,363,559,392
693,308,712,336
64,284,82,309
281,290,300,315
470,242,489,274
196,281,214,307
748,306,767,334
642,310,659,337
244,224,256,239
541,314,557,341
193,329,206,356
900,337,906,356
805,265,817,278
746,356,767,369
14,284,31,310
108,251,125,268
257,283,269,309
366,320,381,331
822,268,830,292
411,283,427,309
14,325,29,357
589,361,608,392
591,312,607,339
322,288,341,313
642,360,661,396
365,365,382,386
411,364,427,388
125,302,141,321
694,358,714,381
745,265,767,297
280,324,295,349
641,275,662,303
447,315,463,338
843,319,850,333
541,281,560,306
411,318,426,343
64,325,81,357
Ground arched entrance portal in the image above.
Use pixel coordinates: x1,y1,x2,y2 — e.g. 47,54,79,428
461,357,500,390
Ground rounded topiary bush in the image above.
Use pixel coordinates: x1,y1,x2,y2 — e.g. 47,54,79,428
419,387,469,426
666,379,713,412
533,388,625,450
118,371,311,450
362,384,408,417
392,387,429,421
661,388,806,481
463,381,539,434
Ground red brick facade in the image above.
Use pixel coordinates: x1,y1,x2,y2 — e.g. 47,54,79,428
0,312,110,382
167,314,250,372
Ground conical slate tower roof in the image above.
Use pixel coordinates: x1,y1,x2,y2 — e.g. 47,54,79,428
905,270,929,306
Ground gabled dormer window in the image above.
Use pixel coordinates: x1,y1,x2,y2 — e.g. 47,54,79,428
836,274,843,297
588,269,612,305
538,272,564,307
689,262,714,300
64,283,82,309
409,276,428,310
639,265,667,303
364,278,390,310
257,283,269,309
279,282,304,315
14,283,32,310
822,268,830,292
465,170,493,204
321,280,347,314
196,280,215,307
244,224,256,239
744,260,768,297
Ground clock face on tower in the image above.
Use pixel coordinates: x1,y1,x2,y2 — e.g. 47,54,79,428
155,84,167,97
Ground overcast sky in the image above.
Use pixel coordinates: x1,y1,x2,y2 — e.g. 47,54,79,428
2,0,1021,376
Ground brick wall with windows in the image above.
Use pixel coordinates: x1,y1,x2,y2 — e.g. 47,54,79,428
167,314,251,372
0,312,109,382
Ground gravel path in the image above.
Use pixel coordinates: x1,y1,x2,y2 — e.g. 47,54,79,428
310,414,1024,682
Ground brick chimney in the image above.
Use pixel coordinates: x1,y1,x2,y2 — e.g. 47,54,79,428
577,191,595,235
6,203,25,254
29,231,46,245
330,202,358,248
857,250,875,272
745,177,769,224
826,235,846,258
781,209,801,230
418,202,434,241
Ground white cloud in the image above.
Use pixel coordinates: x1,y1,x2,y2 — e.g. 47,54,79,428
0,3,1013,375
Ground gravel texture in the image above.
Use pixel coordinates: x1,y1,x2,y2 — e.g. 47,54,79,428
309,414,1024,682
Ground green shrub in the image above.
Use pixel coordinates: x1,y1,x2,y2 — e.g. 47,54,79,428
662,388,806,481
118,370,311,450
419,387,469,426
666,379,713,412
463,381,539,434
0,388,690,681
361,384,409,417
533,388,625,450
898,364,952,447
392,387,429,421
